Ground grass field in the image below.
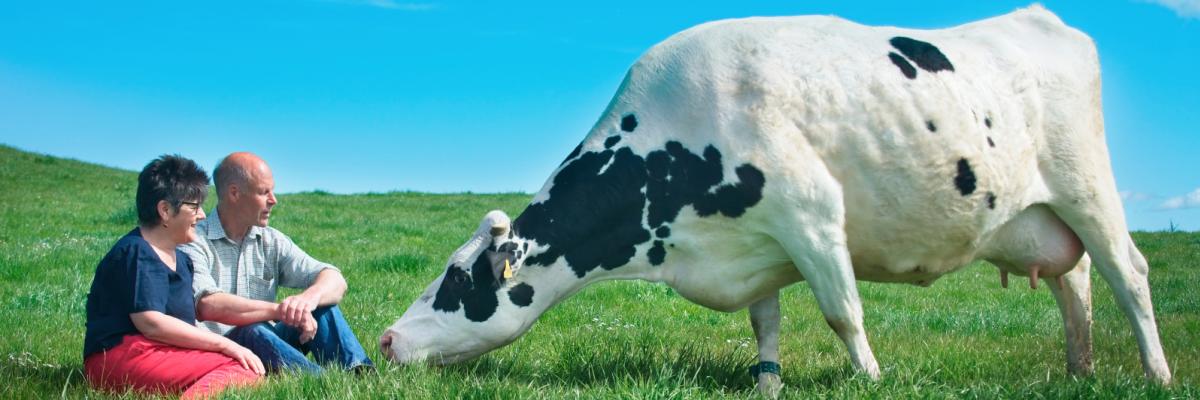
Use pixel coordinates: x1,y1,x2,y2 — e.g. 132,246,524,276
1,143,1197,399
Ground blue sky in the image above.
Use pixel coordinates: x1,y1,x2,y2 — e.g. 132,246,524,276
1,1,1196,231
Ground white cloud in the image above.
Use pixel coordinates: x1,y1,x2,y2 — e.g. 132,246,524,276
321,0,437,11
1158,188,1200,210
1142,0,1200,19
1120,190,1154,202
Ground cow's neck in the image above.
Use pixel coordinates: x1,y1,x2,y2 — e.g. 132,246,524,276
504,226,655,321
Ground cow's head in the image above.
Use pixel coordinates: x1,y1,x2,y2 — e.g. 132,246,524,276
380,210,540,364
379,122,768,364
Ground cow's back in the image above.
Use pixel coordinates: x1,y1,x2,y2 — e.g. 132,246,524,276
596,6,1101,284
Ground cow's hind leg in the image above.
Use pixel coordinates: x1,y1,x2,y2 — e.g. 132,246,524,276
1045,254,1094,376
1038,79,1170,382
748,291,783,398
1051,203,1171,383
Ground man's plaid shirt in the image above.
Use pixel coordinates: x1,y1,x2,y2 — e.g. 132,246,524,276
179,209,338,335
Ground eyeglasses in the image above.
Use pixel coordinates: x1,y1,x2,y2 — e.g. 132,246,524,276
180,201,203,215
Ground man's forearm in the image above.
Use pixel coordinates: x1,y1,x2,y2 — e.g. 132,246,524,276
304,269,347,306
195,293,280,325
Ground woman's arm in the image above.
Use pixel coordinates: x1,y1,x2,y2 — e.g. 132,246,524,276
130,311,265,375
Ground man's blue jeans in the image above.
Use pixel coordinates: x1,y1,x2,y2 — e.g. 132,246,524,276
225,305,373,374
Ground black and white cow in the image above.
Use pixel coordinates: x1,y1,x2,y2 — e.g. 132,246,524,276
381,5,1172,395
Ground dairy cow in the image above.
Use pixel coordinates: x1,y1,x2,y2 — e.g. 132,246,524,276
381,5,1172,395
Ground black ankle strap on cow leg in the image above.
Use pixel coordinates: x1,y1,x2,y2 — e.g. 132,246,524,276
749,361,781,378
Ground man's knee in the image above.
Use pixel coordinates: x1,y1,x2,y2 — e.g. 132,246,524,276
311,305,355,331
227,322,281,345
235,322,275,335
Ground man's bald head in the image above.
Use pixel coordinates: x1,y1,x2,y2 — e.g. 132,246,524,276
214,152,271,200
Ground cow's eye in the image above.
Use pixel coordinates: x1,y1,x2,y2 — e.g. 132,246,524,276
453,273,467,283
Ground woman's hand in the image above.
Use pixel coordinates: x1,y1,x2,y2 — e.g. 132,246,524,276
220,340,266,375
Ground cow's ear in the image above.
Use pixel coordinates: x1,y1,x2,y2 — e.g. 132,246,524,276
483,248,512,286
501,257,514,280
496,252,516,281
485,244,519,284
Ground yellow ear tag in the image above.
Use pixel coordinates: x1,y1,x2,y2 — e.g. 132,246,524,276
503,259,513,279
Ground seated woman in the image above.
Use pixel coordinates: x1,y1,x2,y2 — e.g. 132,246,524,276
84,155,264,399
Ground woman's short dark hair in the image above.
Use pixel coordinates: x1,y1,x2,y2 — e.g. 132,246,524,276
136,155,210,226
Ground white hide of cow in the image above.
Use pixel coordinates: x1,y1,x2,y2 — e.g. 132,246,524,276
381,5,1172,395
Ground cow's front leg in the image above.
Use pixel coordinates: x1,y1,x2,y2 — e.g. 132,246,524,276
748,291,783,399
770,162,880,380
780,230,881,380
806,254,880,380
1046,254,1094,376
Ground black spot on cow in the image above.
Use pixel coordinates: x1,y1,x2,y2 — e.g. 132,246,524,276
986,192,997,209
926,120,937,132
985,117,992,129
890,37,955,74
431,268,467,313
987,137,995,147
648,240,666,266
955,158,977,196
888,52,917,79
706,166,765,217
621,114,638,132
432,254,502,322
508,283,534,307
655,226,671,238
514,141,765,277
517,148,651,277
604,135,622,149
646,142,765,228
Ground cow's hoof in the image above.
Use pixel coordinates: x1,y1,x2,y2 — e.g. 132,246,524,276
756,372,783,399
1066,356,1094,378
856,358,882,381
749,361,782,399
1147,366,1173,386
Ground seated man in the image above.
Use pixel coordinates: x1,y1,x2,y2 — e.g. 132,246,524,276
180,152,373,374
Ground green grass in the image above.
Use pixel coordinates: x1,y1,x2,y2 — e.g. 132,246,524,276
1,143,1196,399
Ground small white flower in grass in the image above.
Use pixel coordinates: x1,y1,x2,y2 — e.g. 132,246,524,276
725,338,752,348
7,352,55,369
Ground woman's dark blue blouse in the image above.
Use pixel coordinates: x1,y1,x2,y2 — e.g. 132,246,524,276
83,228,196,358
